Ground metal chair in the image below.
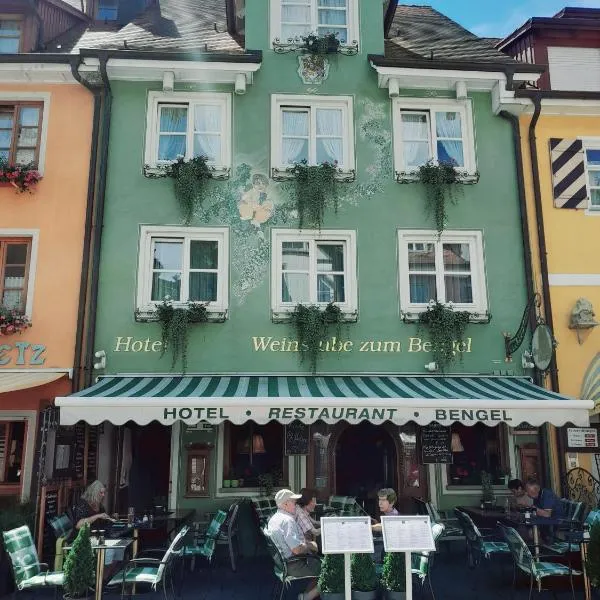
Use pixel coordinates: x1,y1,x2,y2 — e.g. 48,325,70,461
262,526,320,600
412,522,445,600
543,507,600,555
183,510,227,571
216,501,241,571
454,509,510,568
499,523,580,600
252,497,278,527
2,525,65,595
416,498,464,547
107,524,189,600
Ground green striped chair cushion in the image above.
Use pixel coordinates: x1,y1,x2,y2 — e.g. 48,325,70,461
542,541,580,554
529,562,581,580
2,525,43,587
20,572,65,589
108,566,160,587
183,537,216,560
482,541,510,557
49,514,73,540
204,510,227,539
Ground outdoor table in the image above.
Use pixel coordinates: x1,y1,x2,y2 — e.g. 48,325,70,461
458,505,509,530
64,536,133,600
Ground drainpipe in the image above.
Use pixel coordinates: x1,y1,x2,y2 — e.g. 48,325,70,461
69,52,112,390
526,95,564,489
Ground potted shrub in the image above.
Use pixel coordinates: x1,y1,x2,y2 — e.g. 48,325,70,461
63,524,95,599
351,553,378,600
381,552,406,599
318,553,345,600
586,521,600,588
481,471,495,509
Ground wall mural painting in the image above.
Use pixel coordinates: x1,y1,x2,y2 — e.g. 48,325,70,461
582,353,600,410
194,99,392,305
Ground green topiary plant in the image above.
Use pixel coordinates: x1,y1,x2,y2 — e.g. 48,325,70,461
289,302,344,374
156,299,208,372
418,300,471,372
416,160,462,235
351,552,378,593
381,551,406,594
586,521,600,587
167,155,213,224
290,160,339,229
318,553,345,595
63,524,95,598
480,471,495,504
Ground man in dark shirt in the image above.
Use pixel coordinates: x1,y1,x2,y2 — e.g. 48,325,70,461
524,478,564,518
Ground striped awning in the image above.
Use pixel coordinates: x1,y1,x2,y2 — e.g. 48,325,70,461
55,375,592,427
0,371,67,394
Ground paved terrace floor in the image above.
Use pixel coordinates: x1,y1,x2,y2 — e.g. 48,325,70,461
5,543,592,600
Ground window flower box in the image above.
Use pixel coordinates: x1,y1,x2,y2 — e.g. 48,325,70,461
0,306,31,335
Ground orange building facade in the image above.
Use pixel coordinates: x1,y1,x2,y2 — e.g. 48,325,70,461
0,78,94,501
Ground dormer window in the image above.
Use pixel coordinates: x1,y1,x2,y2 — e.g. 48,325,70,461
0,19,21,54
97,0,119,21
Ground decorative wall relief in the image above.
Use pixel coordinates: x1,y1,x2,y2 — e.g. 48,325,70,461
297,54,330,84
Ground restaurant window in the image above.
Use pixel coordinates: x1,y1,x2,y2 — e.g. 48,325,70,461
0,421,25,485
447,423,508,487
0,19,21,54
0,238,31,313
397,230,488,316
222,422,286,489
0,103,43,166
136,226,229,315
271,228,357,315
144,92,232,174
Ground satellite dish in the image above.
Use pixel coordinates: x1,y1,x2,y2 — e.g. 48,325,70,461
531,324,554,371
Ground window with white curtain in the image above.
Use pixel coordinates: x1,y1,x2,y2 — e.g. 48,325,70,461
0,239,31,313
144,92,231,171
271,229,357,314
272,95,354,171
584,147,600,210
136,226,229,313
397,230,487,314
274,0,357,44
392,98,476,175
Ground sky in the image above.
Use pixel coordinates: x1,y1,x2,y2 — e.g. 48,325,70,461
421,0,600,38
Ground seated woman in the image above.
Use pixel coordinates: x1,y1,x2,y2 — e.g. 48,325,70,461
295,488,321,542
371,488,398,532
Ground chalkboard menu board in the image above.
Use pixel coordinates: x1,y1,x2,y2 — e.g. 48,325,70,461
41,489,59,562
87,426,98,482
421,423,452,464
285,421,310,455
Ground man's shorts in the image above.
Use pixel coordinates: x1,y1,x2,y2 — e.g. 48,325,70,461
286,554,322,578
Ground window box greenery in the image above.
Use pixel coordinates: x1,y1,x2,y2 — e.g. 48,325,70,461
351,553,378,600
289,303,345,373
417,300,472,372
0,161,41,193
272,31,359,56
396,160,479,235
0,305,31,336
63,524,95,599
154,299,209,373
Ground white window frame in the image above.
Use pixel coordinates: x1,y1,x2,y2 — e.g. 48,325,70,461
271,228,357,316
397,230,488,317
392,97,477,178
136,226,229,316
0,229,39,319
271,94,355,175
581,139,600,213
269,0,359,47
144,91,232,176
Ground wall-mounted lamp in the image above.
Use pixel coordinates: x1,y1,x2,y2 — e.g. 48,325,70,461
93,350,106,370
162,71,175,92
234,73,246,95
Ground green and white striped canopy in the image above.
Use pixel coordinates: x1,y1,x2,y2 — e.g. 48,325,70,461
55,375,592,427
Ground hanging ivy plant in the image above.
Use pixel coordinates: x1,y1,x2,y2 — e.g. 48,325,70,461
167,156,212,224
302,32,340,55
156,300,208,372
416,160,463,235
290,160,339,229
418,300,472,372
289,302,344,373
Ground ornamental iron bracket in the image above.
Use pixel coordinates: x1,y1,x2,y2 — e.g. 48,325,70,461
503,293,541,362
272,37,359,56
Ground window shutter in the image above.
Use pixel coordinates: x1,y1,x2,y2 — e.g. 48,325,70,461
549,138,588,209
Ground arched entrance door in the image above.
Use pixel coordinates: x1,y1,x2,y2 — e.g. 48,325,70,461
334,422,397,517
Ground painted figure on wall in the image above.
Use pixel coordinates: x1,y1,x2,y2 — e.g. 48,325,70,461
238,173,274,230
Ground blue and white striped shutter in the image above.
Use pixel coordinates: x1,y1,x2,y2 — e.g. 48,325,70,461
550,138,588,209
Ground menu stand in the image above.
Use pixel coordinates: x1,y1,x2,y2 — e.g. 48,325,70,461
380,515,436,600
320,516,374,600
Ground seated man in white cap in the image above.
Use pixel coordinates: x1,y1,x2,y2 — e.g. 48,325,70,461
267,488,321,600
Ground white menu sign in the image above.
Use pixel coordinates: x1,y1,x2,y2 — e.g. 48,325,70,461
567,427,599,449
381,516,436,552
321,516,374,554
